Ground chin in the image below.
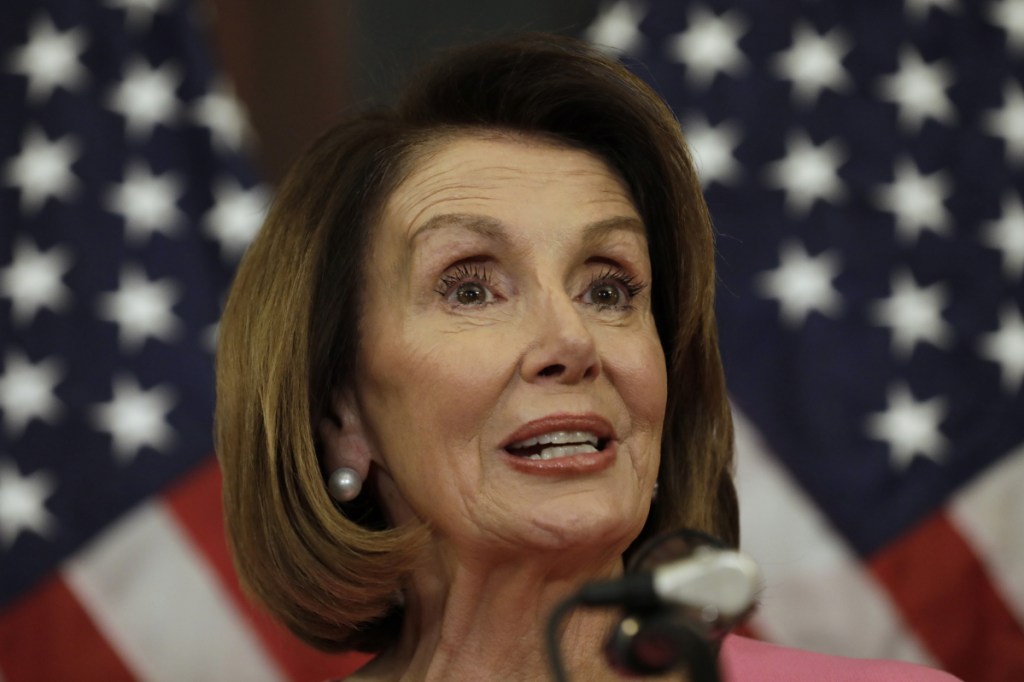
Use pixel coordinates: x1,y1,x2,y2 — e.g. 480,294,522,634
515,496,648,556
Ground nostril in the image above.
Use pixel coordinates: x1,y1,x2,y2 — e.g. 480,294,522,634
538,363,565,377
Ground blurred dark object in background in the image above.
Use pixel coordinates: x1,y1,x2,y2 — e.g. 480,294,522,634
204,0,601,182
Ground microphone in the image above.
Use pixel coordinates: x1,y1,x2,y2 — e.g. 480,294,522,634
544,531,760,681
591,532,759,679
576,544,760,623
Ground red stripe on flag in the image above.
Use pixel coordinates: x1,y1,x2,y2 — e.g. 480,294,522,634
0,574,136,682
869,510,1024,682
164,458,370,682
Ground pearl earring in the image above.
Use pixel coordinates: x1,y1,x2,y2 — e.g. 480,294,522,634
652,481,659,501
328,467,362,503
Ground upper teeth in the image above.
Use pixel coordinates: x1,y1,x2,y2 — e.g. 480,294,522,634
509,431,600,449
525,444,599,460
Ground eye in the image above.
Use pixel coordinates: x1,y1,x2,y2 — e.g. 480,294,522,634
452,281,491,305
582,267,647,310
589,282,623,307
435,263,497,306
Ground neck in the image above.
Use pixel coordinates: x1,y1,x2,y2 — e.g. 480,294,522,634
368,547,634,681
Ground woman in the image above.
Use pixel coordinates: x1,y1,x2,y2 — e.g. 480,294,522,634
216,34,958,681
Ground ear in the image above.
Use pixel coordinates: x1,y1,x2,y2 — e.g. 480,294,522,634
318,390,373,481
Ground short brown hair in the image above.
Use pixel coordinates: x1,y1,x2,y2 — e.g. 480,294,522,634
216,33,737,653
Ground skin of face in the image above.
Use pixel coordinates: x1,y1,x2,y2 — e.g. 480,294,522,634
344,134,668,571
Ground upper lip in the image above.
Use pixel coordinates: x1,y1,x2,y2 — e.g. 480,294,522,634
500,414,616,450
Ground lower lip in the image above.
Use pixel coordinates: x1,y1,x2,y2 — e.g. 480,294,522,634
503,441,617,475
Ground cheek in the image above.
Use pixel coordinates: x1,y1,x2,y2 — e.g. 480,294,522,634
357,327,511,470
614,335,668,430
356,331,512,526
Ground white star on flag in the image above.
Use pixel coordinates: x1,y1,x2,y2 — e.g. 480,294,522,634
89,374,177,463
104,161,185,243
191,80,254,153
0,351,65,437
106,57,181,139
771,22,852,107
869,269,953,359
755,240,843,327
988,0,1024,55
865,383,950,470
982,192,1024,280
202,321,220,353
96,266,183,353
665,6,748,87
763,131,847,216
0,458,57,549
905,0,960,21
584,0,647,55
873,156,953,244
682,115,742,187
102,0,173,32
4,12,88,103
978,304,1024,393
877,46,957,133
982,80,1024,166
0,238,73,327
202,178,268,261
2,126,81,215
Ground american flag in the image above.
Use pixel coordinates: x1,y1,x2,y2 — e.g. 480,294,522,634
4,0,1022,679
0,0,364,679
585,1,1024,680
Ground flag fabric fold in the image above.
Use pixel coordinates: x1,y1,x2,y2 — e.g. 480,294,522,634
0,0,360,679
3,0,1023,680
585,1,1024,679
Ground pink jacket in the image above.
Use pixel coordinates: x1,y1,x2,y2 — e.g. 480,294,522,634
720,636,962,681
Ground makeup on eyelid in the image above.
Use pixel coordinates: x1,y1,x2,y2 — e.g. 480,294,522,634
416,226,652,311
432,260,649,311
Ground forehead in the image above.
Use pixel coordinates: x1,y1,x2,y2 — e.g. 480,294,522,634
380,134,639,239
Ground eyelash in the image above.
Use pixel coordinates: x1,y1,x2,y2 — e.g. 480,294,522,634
434,263,494,300
434,263,647,309
586,267,647,310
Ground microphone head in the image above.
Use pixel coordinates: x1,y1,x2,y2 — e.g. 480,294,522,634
652,545,760,621
627,528,760,629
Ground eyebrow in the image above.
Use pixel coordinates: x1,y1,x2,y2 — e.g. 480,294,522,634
409,213,511,247
579,215,647,248
408,213,646,250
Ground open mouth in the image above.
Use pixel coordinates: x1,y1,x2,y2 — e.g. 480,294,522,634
505,431,609,461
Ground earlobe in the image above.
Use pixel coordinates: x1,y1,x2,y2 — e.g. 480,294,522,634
318,391,373,483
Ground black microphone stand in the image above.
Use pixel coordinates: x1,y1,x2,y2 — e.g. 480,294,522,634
544,592,720,682
544,529,755,682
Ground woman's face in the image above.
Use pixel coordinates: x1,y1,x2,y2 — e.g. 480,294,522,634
351,135,667,562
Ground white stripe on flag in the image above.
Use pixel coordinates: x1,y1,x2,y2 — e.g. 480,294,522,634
63,500,286,682
949,443,1024,627
731,405,936,664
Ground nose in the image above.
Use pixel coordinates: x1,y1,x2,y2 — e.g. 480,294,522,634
519,289,601,384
